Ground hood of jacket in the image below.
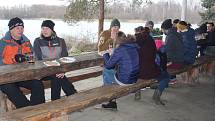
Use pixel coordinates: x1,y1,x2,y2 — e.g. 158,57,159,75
167,27,179,36
3,31,30,43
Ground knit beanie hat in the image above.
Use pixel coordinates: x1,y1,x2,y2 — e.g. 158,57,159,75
173,19,180,24
8,17,24,30
110,18,120,28
161,19,173,30
145,21,154,28
41,20,55,31
176,21,188,31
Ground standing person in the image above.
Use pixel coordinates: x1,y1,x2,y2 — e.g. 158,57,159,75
101,32,139,110
0,17,45,108
98,18,120,86
177,21,197,65
33,20,77,101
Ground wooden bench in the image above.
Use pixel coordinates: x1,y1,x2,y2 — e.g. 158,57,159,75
167,55,215,85
0,79,155,121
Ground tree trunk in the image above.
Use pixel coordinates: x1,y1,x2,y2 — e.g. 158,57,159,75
98,0,104,41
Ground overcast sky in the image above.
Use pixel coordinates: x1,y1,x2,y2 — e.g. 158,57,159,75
0,0,201,7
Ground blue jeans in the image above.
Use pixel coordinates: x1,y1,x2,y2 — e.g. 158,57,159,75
102,68,116,86
156,70,170,93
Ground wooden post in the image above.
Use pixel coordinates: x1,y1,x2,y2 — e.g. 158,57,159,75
98,0,104,40
181,0,187,21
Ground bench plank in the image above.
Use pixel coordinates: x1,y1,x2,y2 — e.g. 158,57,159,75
1,79,155,121
168,55,215,75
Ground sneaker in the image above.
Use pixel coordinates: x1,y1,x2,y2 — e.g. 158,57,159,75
141,87,146,91
169,79,177,85
101,101,117,110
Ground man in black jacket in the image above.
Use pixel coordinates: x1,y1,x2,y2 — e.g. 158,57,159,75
205,22,215,55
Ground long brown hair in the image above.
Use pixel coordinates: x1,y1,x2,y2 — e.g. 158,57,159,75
115,31,136,45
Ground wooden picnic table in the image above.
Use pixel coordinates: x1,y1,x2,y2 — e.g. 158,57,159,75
0,52,103,85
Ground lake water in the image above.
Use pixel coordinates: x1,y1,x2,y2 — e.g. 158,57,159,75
0,19,198,44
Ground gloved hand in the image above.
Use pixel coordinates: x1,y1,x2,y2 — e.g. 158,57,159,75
14,54,26,63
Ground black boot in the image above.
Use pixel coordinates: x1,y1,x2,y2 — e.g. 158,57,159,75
101,100,117,110
152,89,165,105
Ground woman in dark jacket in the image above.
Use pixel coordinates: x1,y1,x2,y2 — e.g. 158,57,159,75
33,20,77,101
135,26,170,105
135,26,160,79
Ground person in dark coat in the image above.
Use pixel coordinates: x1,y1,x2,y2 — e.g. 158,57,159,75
205,22,215,55
206,22,215,46
135,26,170,105
161,19,184,88
195,22,208,56
135,26,160,79
177,21,197,64
161,19,184,70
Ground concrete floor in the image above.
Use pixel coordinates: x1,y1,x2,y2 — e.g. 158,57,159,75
68,75,215,121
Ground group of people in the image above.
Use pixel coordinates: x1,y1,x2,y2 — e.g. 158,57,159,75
98,18,213,110
0,17,214,110
0,17,77,108
195,22,215,56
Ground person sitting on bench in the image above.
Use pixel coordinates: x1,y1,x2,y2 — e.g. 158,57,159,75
101,32,139,110
0,17,45,108
33,20,77,101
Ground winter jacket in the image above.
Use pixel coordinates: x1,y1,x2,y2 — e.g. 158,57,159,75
135,32,160,79
207,29,215,46
164,27,184,63
0,31,33,65
98,30,113,55
33,34,68,60
180,28,197,64
103,42,139,84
